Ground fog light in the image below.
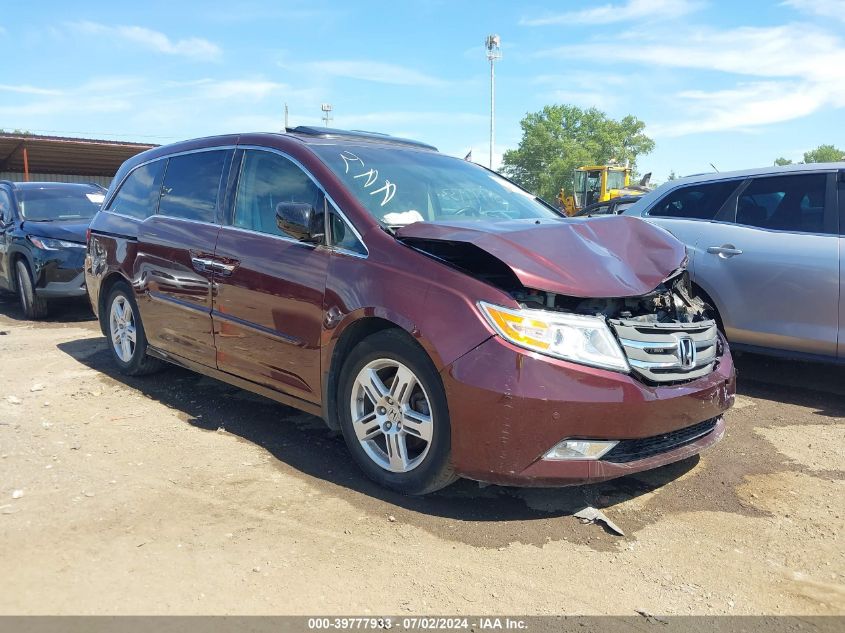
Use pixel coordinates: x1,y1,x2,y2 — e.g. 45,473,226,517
543,440,619,461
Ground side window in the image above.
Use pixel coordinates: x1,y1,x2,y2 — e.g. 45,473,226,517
736,174,829,234
329,208,366,255
839,173,845,236
233,150,321,237
649,180,739,220
0,189,12,223
158,150,227,223
106,160,165,220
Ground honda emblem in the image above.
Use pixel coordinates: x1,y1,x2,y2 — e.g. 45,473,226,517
678,336,696,369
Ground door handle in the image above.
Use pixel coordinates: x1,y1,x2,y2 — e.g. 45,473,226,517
192,256,239,275
707,245,743,258
191,256,216,272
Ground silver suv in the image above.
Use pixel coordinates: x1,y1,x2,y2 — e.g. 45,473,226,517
623,163,845,362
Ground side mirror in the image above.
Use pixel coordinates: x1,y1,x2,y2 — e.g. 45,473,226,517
275,202,323,242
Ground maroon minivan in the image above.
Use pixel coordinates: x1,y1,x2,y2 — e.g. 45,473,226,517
85,128,735,494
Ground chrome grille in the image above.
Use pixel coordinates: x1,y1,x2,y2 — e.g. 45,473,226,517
610,319,719,383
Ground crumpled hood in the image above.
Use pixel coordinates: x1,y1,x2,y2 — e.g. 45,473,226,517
396,216,686,298
22,219,89,244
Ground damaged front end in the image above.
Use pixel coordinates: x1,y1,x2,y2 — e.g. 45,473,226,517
511,270,722,384
397,218,723,385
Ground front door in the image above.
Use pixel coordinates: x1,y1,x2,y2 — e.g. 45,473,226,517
0,188,13,290
135,148,231,367
212,148,329,404
694,172,839,357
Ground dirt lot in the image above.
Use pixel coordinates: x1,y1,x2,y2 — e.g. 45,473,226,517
0,294,842,616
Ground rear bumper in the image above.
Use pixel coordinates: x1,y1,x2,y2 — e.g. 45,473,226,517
441,335,735,486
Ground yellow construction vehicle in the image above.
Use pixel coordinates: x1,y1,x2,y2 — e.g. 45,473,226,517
558,165,651,216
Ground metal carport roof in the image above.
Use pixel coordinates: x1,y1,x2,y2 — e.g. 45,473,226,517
0,133,157,177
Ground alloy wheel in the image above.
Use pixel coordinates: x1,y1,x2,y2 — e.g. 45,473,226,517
349,359,434,473
109,295,137,363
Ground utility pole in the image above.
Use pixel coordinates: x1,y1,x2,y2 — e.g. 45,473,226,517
485,34,501,170
284,103,289,129
321,103,333,127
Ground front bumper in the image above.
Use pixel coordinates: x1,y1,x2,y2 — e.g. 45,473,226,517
441,335,735,486
33,249,87,298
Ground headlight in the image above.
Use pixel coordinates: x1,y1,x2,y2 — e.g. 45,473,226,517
478,301,629,372
27,236,85,250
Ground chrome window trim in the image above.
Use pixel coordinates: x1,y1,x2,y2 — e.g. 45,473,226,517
236,144,369,257
221,224,318,250
221,221,369,260
103,145,236,213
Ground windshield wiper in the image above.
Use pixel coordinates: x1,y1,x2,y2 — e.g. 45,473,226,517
25,218,55,222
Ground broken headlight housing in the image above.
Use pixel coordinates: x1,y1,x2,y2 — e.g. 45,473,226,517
479,301,629,372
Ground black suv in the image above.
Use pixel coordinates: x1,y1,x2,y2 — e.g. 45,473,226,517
0,181,104,318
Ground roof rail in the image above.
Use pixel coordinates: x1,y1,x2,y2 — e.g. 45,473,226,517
285,126,437,151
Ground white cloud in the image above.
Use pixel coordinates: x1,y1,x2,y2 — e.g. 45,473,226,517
537,23,845,135
0,84,62,96
297,60,446,87
71,21,221,61
521,0,703,26
649,81,825,137
782,0,845,23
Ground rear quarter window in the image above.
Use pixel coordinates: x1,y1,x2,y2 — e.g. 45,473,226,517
106,160,166,220
736,173,830,234
648,180,740,220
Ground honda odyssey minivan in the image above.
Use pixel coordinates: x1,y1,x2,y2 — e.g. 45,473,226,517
85,127,735,495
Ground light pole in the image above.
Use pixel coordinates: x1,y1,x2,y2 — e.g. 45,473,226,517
485,34,501,170
321,103,333,127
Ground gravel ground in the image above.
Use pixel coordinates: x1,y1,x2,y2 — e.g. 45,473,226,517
0,294,842,615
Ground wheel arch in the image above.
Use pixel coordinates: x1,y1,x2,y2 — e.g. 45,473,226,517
692,281,725,334
322,315,431,431
97,271,133,336
9,247,34,292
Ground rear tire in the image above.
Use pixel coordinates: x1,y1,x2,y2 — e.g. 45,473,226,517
337,329,457,495
104,282,164,376
15,259,48,320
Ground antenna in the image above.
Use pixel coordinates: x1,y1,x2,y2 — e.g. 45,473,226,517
321,103,333,127
485,34,502,170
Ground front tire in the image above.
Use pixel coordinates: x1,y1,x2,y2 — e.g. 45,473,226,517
105,282,164,376
15,259,48,320
337,329,457,495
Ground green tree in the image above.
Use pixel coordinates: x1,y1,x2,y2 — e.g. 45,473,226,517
500,105,655,203
773,145,844,166
666,169,678,181
803,144,844,163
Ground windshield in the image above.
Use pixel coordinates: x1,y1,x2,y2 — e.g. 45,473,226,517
607,170,627,191
311,145,560,226
18,186,104,221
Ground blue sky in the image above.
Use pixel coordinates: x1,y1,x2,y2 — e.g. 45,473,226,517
1,0,844,181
